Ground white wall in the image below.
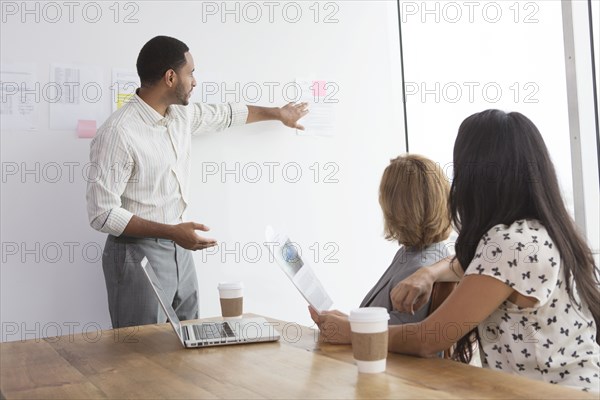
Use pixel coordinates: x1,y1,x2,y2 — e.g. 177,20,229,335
1,1,404,341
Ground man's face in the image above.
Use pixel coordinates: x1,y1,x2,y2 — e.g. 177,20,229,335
174,52,196,106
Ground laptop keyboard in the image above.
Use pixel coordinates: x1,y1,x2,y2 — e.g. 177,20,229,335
191,322,236,341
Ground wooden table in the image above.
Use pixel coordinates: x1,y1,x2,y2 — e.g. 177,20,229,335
0,315,594,399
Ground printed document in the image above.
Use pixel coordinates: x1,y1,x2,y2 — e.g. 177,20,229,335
265,226,333,312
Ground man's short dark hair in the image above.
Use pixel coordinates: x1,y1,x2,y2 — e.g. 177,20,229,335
136,36,189,86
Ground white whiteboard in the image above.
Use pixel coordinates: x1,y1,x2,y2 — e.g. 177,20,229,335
0,1,405,340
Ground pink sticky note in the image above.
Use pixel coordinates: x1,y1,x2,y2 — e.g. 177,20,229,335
312,80,327,97
77,120,97,138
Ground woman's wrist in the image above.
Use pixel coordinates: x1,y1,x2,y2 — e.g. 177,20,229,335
429,256,462,282
444,256,463,281
422,266,437,284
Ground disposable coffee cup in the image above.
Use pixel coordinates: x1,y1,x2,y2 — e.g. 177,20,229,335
218,282,243,319
348,307,390,373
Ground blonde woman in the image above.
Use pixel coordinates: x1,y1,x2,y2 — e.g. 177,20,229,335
310,154,452,342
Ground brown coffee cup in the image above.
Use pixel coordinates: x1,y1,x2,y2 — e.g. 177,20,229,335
348,307,390,373
217,282,243,319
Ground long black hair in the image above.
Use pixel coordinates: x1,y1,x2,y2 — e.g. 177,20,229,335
449,109,600,363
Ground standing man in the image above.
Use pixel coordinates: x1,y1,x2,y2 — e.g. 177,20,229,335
87,36,308,328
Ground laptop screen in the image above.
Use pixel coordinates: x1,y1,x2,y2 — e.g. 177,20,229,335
139,257,185,345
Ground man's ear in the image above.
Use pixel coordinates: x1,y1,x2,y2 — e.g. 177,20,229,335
164,69,176,87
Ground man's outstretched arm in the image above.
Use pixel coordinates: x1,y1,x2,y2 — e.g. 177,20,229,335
246,102,309,130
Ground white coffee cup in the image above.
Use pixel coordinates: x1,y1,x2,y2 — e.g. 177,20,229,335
217,282,244,319
348,307,390,373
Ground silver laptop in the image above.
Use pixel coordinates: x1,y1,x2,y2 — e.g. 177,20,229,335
140,257,280,348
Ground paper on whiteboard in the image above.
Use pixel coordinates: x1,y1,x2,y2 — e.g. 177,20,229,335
0,63,37,131
112,68,139,112
49,63,106,130
295,78,336,137
265,226,333,312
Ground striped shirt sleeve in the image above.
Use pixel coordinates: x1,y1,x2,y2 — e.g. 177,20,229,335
187,102,248,135
86,124,134,236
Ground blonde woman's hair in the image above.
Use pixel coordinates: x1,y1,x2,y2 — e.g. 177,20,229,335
379,154,451,248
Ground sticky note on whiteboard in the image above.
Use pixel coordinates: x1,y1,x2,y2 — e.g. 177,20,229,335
77,120,96,138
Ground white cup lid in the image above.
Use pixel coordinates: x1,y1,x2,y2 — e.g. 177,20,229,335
348,307,390,323
217,282,243,290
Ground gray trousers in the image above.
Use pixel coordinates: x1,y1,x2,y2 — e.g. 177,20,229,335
102,235,199,328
